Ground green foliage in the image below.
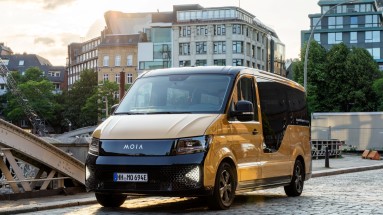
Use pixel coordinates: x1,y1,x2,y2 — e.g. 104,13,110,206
62,69,98,129
373,78,383,110
294,41,382,114
2,67,62,130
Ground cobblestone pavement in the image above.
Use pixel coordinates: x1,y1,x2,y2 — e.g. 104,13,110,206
15,168,383,215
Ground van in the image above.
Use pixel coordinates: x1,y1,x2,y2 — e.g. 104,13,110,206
85,66,311,210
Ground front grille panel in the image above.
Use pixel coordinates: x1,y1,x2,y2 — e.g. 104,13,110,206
97,165,202,191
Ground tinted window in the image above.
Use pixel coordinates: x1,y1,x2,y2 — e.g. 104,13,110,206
258,81,308,152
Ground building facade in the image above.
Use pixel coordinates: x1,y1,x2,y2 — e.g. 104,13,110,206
67,37,100,88
0,43,13,56
172,5,285,75
103,4,286,77
97,33,146,96
301,0,383,70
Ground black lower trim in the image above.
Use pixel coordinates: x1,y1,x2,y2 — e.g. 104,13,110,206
85,153,210,196
237,176,291,192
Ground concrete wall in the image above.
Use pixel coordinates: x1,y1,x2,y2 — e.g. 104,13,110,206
311,112,383,150
52,143,89,163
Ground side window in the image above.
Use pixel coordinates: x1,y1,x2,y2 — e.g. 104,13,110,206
230,76,259,121
258,82,289,153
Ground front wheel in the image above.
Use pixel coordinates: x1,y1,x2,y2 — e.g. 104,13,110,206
208,162,236,210
284,159,304,197
95,193,127,207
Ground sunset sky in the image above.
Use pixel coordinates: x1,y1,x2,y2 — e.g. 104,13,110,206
1,0,319,66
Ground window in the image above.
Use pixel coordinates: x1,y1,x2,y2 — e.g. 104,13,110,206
213,24,225,35
350,16,358,28
19,60,24,66
127,55,133,66
196,25,208,36
328,32,342,44
214,41,226,54
312,17,321,29
232,41,243,54
54,83,60,91
195,60,207,66
126,73,133,84
214,59,226,66
103,56,109,67
365,31,380,43
0,84,5,90
196,42,207,54
115,55,121,66
179,26,191,37
103,74,109,82
230,76,257,121
179,43,190,55
365,15,379,27
232,59,243,66
48,71,61,77
350,32,358,43
328,16,343,29
367,48,380,60
314,33,321,44
179,60,191,67
115,73,120,83
232,24,242,35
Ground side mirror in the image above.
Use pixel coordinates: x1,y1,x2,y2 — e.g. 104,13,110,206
231,100,254,121
111,104,119,115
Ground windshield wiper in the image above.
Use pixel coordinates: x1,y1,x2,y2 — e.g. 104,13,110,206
114,112,143,115
114,111,192,115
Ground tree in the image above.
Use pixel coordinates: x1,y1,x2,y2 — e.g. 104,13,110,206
62,69,98,128
293,40,327,114
294,42,381,113
2,67,62,131
372,78,383,111
81,80,120,123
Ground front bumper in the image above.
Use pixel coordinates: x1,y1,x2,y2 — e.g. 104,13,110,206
85,153,212,196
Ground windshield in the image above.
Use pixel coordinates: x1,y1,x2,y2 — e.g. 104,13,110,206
115,74,233,114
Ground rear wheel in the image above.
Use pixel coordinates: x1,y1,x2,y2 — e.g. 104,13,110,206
95,193,127,207
208,162,236,210
284,159,304,197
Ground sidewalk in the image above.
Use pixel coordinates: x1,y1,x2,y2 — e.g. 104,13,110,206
0,153,382,214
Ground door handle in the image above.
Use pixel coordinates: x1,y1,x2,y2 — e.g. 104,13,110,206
252,129,258,135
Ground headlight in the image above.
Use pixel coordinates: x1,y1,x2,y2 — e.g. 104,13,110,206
89,137,100,155
174,135,211,155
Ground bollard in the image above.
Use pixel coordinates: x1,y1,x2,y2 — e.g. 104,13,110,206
325,146,330,168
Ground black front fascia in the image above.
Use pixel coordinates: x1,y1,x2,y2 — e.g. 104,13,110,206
85,152,210,196
100,139,175,156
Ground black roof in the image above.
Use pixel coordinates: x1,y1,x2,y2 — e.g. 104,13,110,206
1,54,65,83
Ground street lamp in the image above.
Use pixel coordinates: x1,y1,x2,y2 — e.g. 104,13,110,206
303,0,359,92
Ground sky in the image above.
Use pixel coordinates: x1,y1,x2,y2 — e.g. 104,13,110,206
0,0,320,66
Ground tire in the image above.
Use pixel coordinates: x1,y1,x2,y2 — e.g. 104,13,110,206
95,193,127,207
208,162,236,210
284,159,304,197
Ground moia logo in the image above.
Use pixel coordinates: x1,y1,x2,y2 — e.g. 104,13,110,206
123,144,143,150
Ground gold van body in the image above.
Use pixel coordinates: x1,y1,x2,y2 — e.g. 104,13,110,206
86,66,311,209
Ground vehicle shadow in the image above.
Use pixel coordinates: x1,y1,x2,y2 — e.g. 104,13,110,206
91,193,294,214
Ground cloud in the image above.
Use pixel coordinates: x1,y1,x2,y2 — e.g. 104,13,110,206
34,37,55,46
59,33,83,46
42,0,76,10
6,0,77,10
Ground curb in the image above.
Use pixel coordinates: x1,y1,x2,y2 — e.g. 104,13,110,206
312,164,383,178
0,198,97,215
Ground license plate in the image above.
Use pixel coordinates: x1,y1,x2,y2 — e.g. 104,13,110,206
113,173,148,182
